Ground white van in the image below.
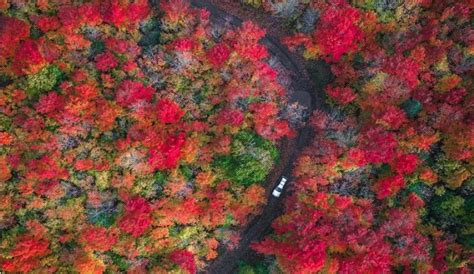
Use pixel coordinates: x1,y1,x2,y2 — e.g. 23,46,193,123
272,176,288,198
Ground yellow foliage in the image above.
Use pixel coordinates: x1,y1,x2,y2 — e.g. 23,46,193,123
95,171,110,190
435,74,462,92
74,253,106,274
446,167,471,189
195,171,215,187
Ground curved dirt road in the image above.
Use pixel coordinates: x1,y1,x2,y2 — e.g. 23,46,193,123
183,1,331,273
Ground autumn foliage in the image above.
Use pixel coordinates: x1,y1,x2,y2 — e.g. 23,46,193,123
0,0,293,272
253,0,473,272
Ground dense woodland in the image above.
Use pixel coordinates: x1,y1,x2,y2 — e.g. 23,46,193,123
0,0,472,273
248,0,473,273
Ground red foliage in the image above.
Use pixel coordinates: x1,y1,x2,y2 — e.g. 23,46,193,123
0,1,294,272
374,174,405,200
34,181,60,197
78,3,102,26
253,193,393,273
314,2,362,61
35,92,65,115
74,159,94,171
358,127,397,164
123,196,151,214
102,0,150,28
126,2,151,25
326,85,356,105
0,16,30,62
105,38,135,55
169,249,196,274
35,16,61,32
346,147,368,167
250,102,293,140
156,99,185,124
95,51,119,72
160,0,190,24
118,212,152,237
12,39,46,75
148,133,186,170
79,226,118,252
116,80,155,107
255,190,461,272
373,106,407,130
207,43,231,67
172,38,195,52
25,155,69,181
57,3,102,30
233,21,268,61
383,55,420,89
118,197,152,237
337,239,393,273
1,236,50,272
392,154,418,175
101,1,127,28
75,83,99,100
216,108,244,126
257,0,473,271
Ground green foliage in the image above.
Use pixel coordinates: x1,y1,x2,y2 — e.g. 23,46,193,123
401,99,422,119
214,131,279,186
0,114,12,131
89,40,105,58
429,191,465,229
106,251,131,271
407,181,433,201
433,154,464,182
428,191,474,249
87,208,117,228
133,174,168,199
355,0,399,23
176,226,205,248
221,214,235,229
242,0,264,8
30,26,43,39
0,74,12,88
459,195,474,249
23,65,63,98
153,171,168,198
139,18,161,48
180,165,194,180
237,261,270,274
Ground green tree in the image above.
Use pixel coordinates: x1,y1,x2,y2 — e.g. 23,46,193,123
214,131,278,186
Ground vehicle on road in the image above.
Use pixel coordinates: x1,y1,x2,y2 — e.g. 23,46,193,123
272,176,288,198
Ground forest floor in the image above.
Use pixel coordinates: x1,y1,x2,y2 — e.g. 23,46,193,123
187,1,332,273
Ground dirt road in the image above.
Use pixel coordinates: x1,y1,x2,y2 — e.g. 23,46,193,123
182,1,331,273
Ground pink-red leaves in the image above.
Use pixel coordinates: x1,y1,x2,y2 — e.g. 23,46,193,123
118,197,152,237
148,133,186,170
12,39,46,75
95,51,119,72
207,43,231,67
1,236,50,272
156,99,185,124
169,249,196,274
374,174,405,200
116,80,155,107
315,2,362,62
326,86,357,105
